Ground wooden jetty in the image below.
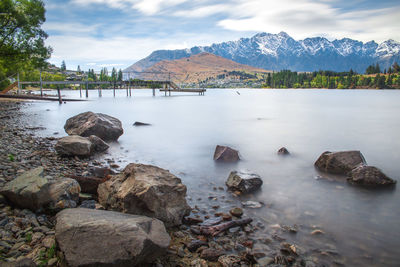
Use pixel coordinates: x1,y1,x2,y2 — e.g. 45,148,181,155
10,79,206,103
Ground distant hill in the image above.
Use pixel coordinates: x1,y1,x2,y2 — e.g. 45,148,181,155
124,32,400,74
137,52,271,83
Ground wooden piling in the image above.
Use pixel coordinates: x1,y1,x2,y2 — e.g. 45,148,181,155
40,71,43,97
57,88,62,104
79,85,82,98
85,81,89,98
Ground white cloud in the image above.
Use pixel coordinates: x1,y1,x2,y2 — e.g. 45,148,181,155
213,0,400,42
71,0,188,15
173,4,230,18
43,22,101,34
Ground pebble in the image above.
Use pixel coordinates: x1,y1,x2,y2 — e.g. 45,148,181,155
229,207,243,217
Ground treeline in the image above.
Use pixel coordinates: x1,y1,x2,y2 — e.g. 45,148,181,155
262,63,400,89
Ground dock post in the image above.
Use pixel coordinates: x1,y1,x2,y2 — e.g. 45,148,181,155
152,88,155,96
57,88,62,104
17,73,20,94
113,82,116,97
79,85,82,98
40,71,43,97
86,81,88,98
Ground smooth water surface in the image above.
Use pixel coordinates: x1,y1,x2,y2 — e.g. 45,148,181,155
25,89,400,266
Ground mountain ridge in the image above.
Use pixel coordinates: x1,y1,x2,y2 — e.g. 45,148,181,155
124,32,400,74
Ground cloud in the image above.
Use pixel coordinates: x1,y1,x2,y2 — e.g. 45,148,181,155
172,4,230,18
70,0,188,15
213,0,400,42
43,22,101,35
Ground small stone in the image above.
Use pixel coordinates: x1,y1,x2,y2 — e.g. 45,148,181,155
47,258,58,266
42,236,56,249
187,240,209,252
200,248,225,261
311,229,325,235
241,201,263,209
229,207,243,217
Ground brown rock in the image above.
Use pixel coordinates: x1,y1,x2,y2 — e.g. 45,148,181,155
315,150,366,175
55,135,93,157
98,163,191,227
64,111,123,141
348,165,396,186
214,145,240,162
226,171,263,193
200,248,225,261
277,147,290,155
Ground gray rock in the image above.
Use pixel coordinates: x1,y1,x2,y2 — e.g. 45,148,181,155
64,111,123,141
348,165,396,186
0,167,49,211
218,255,242,267
55,208,170,266
55,135,93,157
241,201,263,209
315,151,366,175
79,200,96,209
88,135,109,153
226,171,263,193
133,121,151,126
214,145,240,162
98,163,191,227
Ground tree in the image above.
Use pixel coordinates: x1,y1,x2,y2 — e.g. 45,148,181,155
393,62,400,73
61,60,66,71
111,67,117,82
0,0,52,78
77,65,81,74
117,69,123,81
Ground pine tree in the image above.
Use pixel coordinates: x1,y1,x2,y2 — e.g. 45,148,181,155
77,65,81,74
61,60,66,71
117,69,123,81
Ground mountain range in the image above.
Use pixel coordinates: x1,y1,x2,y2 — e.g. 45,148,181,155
124,32,400,74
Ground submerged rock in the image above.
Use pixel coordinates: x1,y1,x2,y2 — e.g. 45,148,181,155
214,145,240,162
315,150,366,175
348,165,396,186
98,163,191,227
277,147,290,155
226,171,263,193
55,135,93,157
64,111,123,141
55,208,170,266
242,201,263,209
133,121,151,126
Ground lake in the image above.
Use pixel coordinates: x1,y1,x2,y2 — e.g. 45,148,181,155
25,88,400,266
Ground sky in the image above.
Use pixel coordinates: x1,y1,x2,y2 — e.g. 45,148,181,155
42,0,400,71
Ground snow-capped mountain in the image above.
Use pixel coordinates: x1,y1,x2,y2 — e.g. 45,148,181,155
125,32,400,73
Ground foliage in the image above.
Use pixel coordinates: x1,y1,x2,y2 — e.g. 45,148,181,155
60,60,66,71
0,0,52,86
8,154,14,162
261,68,400,89
25,231,32,242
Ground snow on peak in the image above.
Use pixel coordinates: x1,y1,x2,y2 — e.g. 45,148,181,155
375,39,400,57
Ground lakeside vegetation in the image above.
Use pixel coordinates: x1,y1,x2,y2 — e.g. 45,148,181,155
262,63,400,89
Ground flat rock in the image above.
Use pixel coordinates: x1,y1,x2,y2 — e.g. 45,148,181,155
64,111,123,141
214,145,240,162
348,165,396,186
226,171,263,194
0,167,49,211
55,208,170,266
55,135,93,157
98,163,191,227
315,151,366,175
48,178,81,210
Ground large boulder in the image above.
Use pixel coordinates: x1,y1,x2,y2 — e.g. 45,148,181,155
98,163,191,227
55,208,170,266
0,168,81,212
348,165,396,186
214,145,240,162
64,111,123,141
315,151,366,175
0,167,49,210
226,171,263,194
55,135,93,157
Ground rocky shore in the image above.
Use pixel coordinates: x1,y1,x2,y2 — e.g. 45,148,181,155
0,100,395,267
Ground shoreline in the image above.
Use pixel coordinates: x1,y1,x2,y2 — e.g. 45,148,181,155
0,100,345,266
